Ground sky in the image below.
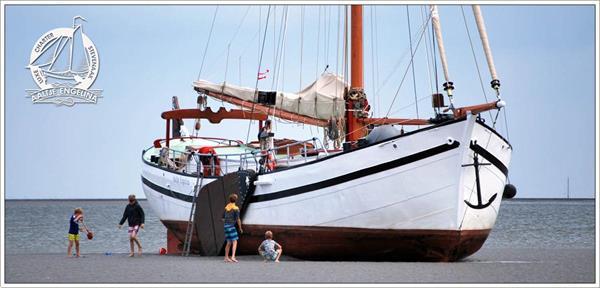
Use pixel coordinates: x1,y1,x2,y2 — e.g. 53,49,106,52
2,4,597,199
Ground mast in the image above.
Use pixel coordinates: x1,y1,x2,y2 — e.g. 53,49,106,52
346,5,368,142
350,6,363,90
430,5,455,110
472,5,501,97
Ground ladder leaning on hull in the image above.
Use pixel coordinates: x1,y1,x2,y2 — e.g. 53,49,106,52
182,168,204,256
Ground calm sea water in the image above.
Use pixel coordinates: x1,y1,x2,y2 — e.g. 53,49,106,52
3,199,596,254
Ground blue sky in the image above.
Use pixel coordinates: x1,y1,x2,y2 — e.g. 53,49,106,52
3,4,596,199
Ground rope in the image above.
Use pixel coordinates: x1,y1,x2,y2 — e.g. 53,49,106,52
406,6,420,121
344,6,349,86
196,6,219,81
461,6,493,121
369,6,377,117
228,7,251,47
384,13,432,118
244,6,272,144
273,7,289,122
373,7,380,118
315,6,321,80
421,6,435,96
224,44,231,85
325,6,330,68
300,6,304,90
374,13,431,98
502,108,510,141
238,56,242,85
271,7,288,92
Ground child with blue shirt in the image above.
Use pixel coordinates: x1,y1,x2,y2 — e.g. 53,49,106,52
67,207,88,257
223,194,243,262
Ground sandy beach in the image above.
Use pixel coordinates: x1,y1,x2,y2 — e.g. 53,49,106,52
4,247,595,284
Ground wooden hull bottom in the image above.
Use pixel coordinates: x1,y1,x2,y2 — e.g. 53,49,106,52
162,220,490,262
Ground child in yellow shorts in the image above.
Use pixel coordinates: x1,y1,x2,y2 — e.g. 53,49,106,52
67,208,86,257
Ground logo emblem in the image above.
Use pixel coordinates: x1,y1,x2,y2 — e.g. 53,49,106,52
26,16,101,106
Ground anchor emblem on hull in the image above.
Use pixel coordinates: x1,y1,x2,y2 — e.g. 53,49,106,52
462,141,497,209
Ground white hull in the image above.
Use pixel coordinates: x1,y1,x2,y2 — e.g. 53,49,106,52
142,115,511,233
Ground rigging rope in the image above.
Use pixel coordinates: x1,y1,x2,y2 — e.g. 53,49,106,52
374,13,431,98
421,6,435,96
224,44,231,85
369,6,377,118
198,9,258,81
384,13,432,118
228,7,251,46
373,7,381,118
326,6,332,70
389,93,431,116
502,108,510,141
315,6,321,80
271,6,288,91
460,5,493,121
300,6,304,90
272,6,289,125
406,6,420,121
196,6,219,80
244,6,272,144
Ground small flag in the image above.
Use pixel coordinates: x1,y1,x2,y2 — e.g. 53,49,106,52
258,69,270,80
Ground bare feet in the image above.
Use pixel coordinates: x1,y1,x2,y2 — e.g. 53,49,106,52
224,258,232,262
128,253,134,257
138,247,143,256
231,257,238,263
275,260,280,263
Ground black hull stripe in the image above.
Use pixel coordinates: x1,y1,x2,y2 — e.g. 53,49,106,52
250,141,461,203
470,143,509,176
141,176,194,203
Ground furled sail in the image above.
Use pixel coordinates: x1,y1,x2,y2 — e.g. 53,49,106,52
193,73,347,121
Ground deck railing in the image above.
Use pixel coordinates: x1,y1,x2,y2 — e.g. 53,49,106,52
146,137,328,176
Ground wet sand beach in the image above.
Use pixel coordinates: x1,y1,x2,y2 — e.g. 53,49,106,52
4,247,595,284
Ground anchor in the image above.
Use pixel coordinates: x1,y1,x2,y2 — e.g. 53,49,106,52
463,141,497,209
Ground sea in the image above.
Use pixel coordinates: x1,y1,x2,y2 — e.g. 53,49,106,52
3,199,596,255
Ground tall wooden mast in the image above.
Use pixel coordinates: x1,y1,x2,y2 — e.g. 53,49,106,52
345,5,368,142
350,6,364,90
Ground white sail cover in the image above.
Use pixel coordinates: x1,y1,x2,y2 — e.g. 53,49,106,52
193,73,347,120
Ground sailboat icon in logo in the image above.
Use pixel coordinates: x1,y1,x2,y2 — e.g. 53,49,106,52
26,16,102,106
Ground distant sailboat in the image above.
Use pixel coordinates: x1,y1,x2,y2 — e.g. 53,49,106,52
567,177,570,199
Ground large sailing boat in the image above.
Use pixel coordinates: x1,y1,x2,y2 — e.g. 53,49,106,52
141,5,513,261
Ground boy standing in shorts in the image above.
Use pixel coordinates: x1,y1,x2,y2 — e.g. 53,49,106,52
118,194,145,257
223,194,243,262
67,208,87,257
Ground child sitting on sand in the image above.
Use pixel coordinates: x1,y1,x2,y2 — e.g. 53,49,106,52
67,207,88,257
258,231,283,262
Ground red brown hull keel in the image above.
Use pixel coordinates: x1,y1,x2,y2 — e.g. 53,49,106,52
162,221,489,261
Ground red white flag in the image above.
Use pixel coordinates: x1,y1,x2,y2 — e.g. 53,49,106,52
258,69,270,80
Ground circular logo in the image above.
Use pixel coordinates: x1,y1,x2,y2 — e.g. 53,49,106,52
28,25,99,90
